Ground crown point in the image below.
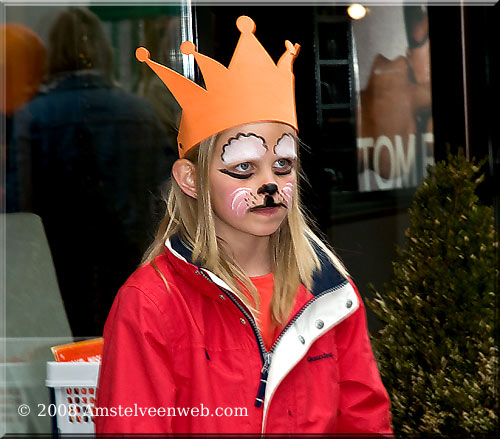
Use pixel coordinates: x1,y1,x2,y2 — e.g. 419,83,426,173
285,40,300,57
180,41,197,55
136,47,150,62
236,16,256,34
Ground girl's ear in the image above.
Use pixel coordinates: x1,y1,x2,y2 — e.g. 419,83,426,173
172,159,197,199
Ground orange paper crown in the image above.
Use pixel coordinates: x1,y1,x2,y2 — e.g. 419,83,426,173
136,16,300,157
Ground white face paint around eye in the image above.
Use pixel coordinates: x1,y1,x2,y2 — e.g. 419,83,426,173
273,134,297,160
221,134,267,164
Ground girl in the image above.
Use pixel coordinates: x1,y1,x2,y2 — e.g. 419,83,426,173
96,15,392,435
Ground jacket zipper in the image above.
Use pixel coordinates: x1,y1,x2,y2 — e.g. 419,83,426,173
198,269,268,357
215,282,272,409
198,269,348,410
259,280,349,435
198,270,272,407
255,351,272,407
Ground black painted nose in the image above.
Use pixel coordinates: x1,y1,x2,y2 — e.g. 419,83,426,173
257,183,278,196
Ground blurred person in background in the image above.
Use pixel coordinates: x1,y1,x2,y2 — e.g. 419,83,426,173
136,15,182,151
1,23,46,210
9,7,176,336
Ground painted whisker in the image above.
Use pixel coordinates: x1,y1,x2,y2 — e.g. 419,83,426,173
231,190,250,210
235,198,249,217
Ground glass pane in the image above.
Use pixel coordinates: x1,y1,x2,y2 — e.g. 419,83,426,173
353,5,434,192
4,5,189,337
320,64,351,105
318,21,349,60
3,4,191,434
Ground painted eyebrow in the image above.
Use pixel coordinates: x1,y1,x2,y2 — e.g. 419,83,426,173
273,133,298,158
221,133,268,163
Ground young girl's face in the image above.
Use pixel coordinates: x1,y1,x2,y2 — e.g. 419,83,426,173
209,121,297,239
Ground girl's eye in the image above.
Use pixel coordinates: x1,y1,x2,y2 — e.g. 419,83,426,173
218,162,254,180
274,158,293,175
235,162,251,172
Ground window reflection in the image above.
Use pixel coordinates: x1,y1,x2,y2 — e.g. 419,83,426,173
5,6,185,336
354,6,434,192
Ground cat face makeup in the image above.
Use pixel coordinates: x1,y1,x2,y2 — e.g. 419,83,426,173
274,134,297,160
221,134,267,164
230,187,253,217
209,122,297,239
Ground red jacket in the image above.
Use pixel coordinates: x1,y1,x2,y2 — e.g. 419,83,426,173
95,235,393,434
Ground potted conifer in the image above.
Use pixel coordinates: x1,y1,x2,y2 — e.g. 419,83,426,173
368,150,498,435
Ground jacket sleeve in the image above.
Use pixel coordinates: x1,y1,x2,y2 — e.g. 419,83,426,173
334,279,393,434
95,285,176,434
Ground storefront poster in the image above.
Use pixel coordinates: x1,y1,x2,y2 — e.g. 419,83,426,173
354,6,434,192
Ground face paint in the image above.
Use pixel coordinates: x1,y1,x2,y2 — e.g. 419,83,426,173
221,133,267,164
250,182,287,211
273,134,297,160
218,169,252,179
280,182,294,206
228,174,294,218
209,122,298,240
257,183,278,195
230,187,252,217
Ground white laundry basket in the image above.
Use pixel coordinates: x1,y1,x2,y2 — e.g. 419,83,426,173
45,361,100,435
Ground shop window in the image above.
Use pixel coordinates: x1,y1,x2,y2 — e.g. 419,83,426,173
4,4,191,337
310,5,434,222
353,5,434,194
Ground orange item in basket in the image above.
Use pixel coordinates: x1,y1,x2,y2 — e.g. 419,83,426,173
51,338,103,362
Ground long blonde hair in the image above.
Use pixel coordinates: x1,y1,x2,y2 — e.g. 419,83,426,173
142,134,348,325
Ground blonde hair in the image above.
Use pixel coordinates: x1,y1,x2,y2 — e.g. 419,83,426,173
142,134,348,325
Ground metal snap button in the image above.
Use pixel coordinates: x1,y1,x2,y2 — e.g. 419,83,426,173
219,294,225,300
346,299,353,308
315,319,324,329
298,335,305,344
240,318,246,325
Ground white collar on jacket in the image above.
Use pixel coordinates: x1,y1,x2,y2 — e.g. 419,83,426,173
164,235,359,429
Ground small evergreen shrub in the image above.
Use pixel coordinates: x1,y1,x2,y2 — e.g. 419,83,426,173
368,150,498,436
